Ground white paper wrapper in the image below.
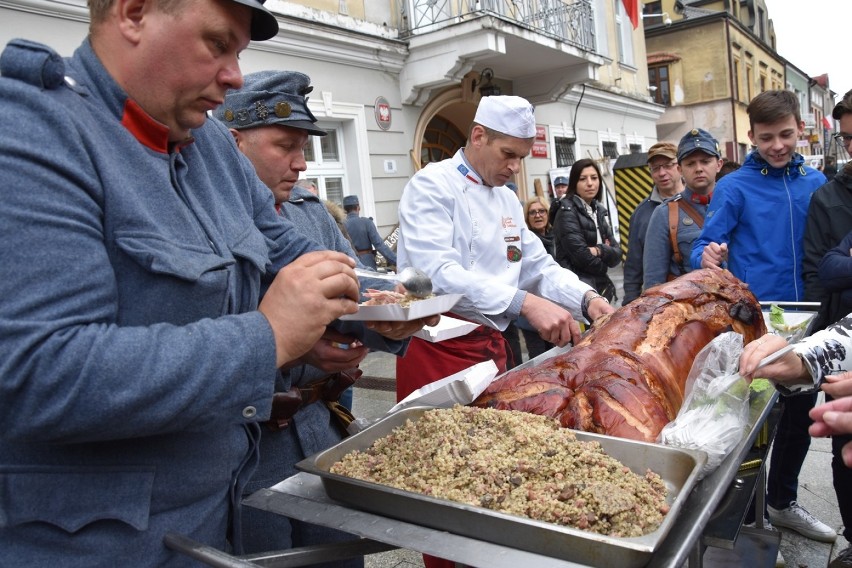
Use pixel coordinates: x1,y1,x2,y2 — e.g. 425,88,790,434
387,360,499,414
412,316,479,343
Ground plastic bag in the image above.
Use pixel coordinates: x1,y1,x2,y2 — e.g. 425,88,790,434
658,331,750,479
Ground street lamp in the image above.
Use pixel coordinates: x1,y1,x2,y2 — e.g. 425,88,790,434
475,68,501,98
642,12,672,27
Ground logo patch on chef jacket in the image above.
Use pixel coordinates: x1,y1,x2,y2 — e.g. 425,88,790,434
502,216,517,228
506,245,522,262
504,235,520,242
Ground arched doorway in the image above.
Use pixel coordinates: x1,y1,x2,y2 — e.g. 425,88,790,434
411,76,529,196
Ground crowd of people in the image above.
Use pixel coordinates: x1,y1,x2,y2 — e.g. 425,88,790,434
2,0,852,564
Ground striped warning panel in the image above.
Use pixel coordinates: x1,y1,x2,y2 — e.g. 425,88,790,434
614,165,653,258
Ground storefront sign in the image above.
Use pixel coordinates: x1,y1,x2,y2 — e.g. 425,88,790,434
374,97,392,131
535,125,547,141
531,141,548,158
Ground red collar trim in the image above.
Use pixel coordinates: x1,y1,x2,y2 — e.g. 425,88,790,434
120,99,171,154
691,192,711,205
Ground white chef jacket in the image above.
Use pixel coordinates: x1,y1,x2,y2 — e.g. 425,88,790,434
397,149,592,331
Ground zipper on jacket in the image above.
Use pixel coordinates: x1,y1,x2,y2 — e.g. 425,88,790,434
782,173,800,301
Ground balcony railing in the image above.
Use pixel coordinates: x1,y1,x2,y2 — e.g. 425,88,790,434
396,0,595,52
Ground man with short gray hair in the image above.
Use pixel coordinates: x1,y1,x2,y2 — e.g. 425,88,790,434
621,142,685,304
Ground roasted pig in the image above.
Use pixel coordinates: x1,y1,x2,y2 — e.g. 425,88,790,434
473,269,766,442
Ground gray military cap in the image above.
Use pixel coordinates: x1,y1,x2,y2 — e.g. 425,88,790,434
215,70,326,136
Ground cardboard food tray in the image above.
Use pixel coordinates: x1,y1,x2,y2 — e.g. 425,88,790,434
297,406,707,568
339,293,464,322
412,315,479,343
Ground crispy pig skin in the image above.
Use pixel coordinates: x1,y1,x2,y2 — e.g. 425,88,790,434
473,269,766,442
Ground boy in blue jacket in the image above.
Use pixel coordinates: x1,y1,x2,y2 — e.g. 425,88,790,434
691,90,834,542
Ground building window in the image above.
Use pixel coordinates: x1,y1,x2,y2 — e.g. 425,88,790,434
759,73,766,93
648,65,671,105
421,116,465,167
305,127,347,204
629,143,643,154
614,0,634,66
745,64,754,102
643,1,661,15
554,137,576,167
757,7,765,40
602,140,619,159
732,58,741,100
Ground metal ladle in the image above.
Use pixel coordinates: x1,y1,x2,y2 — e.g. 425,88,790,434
354,267,433,298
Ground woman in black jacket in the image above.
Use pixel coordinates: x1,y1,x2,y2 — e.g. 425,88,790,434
552,158,621,302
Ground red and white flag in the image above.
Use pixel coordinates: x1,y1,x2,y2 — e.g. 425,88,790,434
622,0,639,29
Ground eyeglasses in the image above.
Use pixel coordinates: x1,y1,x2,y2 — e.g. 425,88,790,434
529,209,547,217
834,133,852,145
649,162,678,174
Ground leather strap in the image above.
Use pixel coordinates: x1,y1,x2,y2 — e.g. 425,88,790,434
356,249,375,255
668,201,682,267
677,198,704,228
263,368,362,431
667,198,705,280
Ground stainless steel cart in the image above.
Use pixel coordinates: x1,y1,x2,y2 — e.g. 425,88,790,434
171,302,820,567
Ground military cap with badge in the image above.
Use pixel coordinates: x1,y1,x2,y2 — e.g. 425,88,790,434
677,128,721,162
214,70,327,136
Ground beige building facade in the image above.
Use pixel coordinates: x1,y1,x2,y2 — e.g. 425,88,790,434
644,0,785,162
1,0,664,237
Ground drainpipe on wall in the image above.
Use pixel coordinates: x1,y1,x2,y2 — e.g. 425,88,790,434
725,18,738,162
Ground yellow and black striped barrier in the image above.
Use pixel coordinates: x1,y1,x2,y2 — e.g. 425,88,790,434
613,155,654,260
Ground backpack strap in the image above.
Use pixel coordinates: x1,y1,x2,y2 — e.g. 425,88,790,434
666,196,705,280
676,198,704,228
667,201,682,267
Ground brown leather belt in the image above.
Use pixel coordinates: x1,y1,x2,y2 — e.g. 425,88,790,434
263,368,362,431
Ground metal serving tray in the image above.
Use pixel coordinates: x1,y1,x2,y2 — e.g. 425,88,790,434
296,406,706,568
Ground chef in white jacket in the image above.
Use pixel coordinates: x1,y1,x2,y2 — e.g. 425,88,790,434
395,95,614,410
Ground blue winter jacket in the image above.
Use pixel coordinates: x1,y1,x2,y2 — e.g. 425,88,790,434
0,39,323,566
690,150,825,301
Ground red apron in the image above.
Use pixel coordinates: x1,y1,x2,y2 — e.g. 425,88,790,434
395,320,509,568
395,321,509,402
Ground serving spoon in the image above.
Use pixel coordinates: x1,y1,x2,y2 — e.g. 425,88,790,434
354,267,433,299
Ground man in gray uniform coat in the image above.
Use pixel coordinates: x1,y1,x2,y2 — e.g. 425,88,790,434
343,195,398,270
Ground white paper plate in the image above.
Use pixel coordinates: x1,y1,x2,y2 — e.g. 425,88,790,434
339,293,464,322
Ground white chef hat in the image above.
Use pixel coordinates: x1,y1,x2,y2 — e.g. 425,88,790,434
473,96,536,139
